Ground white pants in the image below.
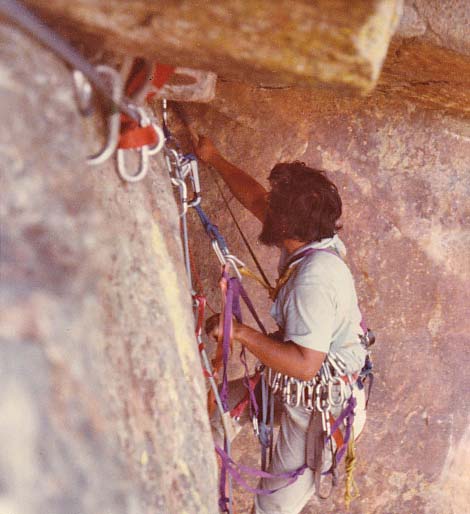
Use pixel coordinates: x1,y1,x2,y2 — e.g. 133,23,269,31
254,384,366,514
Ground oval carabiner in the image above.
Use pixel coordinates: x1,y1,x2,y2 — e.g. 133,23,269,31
328,376,346,408
303,381,315,411
164,147,181,176
88,65,123,166
72,69,93,115
225,256,242,281
116,107,150,183
171,177,188,217
147,122,165,156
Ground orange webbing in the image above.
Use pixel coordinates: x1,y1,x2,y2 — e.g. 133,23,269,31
329,414,344,451
118,115,159,149
118,60,175,149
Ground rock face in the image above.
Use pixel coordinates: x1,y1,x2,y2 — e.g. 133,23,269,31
22,0,403,93
14,0,470,116
0,25,218,514
181,81,470,513
1,2,470,514
379,0,470,117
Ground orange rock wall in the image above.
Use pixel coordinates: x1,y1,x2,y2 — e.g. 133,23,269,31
181,82,470,513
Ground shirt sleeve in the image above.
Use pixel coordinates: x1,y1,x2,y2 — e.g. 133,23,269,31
282,282,336,353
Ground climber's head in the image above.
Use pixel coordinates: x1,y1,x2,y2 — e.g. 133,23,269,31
259,161,342,248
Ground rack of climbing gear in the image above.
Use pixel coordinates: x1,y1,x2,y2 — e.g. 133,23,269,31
2,0,166,183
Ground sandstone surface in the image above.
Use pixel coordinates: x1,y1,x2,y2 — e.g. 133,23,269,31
180,80,470,513
0,24,218,514
1,1,470,513
11,0,470,117
21,0,403,93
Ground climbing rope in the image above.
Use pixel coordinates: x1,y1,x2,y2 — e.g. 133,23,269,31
210,173,273,291
1,0,139,120
2,0,166,182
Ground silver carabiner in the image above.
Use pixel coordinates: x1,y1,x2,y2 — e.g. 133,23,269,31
187,158,202,207
285,377,293,405
315,383,324,412
281,374,290,402
225,254,245,267
171,177,188,216
327,353,345,377
116,107,151,182
271,371,282,395
211,240,227,266
73,65,124,166
164,147,181,177
329,352,347,375
225,256,242,281
303,380,315,411
287,378,302,407
295,379,303,407
328,376,346,408
72,69,93,115
88,65,123,166
147,121,165,156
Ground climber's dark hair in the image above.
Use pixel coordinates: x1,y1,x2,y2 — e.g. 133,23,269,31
259,161,342,247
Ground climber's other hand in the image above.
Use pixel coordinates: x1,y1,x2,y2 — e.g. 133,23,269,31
205,313,221,340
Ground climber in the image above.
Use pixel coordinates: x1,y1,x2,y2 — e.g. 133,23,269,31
194,135,369,514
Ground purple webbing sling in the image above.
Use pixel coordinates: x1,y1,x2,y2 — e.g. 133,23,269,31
216,446,307,496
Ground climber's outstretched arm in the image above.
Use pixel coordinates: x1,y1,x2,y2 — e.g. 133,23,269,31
193,135,268,222
206,315,325,381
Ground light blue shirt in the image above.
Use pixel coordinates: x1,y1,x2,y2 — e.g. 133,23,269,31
270,236,366,373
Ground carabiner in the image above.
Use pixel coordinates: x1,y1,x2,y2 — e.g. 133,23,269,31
303,380,315,411
171,177,188,216
72,69,93,115
211,240,227,266
88,65,123,166
186,158,202,208
73,65,124,166
327,353,345,377
271,371,282,395
225,254,245,269
225,256,242,281
147,121,165,156
328,376,346,408
164,147,182,178
116,107,150,183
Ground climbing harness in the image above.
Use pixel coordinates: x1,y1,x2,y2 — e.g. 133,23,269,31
267,247,376,502
3,0,166,182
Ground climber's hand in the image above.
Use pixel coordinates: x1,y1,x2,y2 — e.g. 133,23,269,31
205,313,221,340
192,134,219,164
205,313,240,342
